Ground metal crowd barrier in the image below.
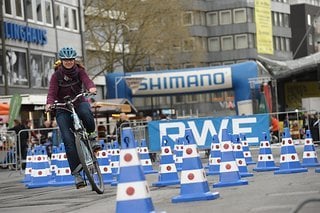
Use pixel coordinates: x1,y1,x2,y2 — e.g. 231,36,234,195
0,130,17,170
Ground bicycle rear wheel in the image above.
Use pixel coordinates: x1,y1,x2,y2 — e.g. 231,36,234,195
75,133,104,194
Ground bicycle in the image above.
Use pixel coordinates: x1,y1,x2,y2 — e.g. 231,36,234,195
50,92,104,194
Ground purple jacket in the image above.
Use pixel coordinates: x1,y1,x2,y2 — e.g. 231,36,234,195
46,64,95,105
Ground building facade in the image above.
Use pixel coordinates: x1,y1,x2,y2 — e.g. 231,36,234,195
0,0,86,126
130,0,292,118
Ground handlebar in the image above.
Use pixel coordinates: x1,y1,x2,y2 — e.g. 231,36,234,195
49,92,96,111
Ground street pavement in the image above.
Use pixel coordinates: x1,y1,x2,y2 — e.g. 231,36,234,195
0,144,320,213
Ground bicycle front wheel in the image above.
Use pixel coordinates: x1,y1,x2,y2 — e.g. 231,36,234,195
75,134,104,194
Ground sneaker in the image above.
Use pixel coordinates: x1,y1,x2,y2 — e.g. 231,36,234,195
74,173,86,189
88,132,101,152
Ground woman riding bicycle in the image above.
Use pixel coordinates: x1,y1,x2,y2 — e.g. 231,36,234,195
45,47,101,189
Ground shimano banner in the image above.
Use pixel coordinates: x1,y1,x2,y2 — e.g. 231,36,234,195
147,114,269,151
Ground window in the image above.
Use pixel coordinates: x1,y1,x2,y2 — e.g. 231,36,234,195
235,34,248,49
4,0,12,15
55,4,61,27
4,0,24,18
221,36,233,51
308,34,313,45
280,37,285,50
183,12,193,26
71,9,78,30
308,14,312,26
208,37,220,52
6,50,27,87
284,14,289,27
233,8,247,23
274,36,280,50
220,10,232,25
248,34,255,48
15,0,23,18
207,12,218,26
279,13,283,27
45,1,52,24
26,0,33,20
36,0,43,22
64,7,69,28
285,38,291,51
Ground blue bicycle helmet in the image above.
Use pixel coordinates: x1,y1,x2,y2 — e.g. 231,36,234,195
58,47,77,60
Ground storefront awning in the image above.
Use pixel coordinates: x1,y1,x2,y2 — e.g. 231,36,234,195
91,98,137,117
257,52,320,79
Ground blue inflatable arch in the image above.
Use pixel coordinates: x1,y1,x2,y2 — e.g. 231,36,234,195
106,61,258,112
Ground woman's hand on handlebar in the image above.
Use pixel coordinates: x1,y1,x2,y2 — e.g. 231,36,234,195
89,87,97,95
45,104,52,112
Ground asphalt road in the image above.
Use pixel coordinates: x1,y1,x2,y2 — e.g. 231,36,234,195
0,144,320,213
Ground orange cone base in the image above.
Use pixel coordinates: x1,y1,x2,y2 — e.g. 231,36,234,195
172,191,219,203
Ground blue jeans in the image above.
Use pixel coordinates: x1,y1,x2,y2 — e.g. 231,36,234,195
56,102,95,173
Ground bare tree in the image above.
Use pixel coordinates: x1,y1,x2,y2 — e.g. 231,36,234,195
84,0,204,78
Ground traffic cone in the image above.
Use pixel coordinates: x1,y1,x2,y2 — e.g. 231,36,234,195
301,130,320,167
253,132,279,172
21,148,33,183
206,134,221,176
172,128,219,203
240,133,255,165
174,138,183,171
139,139,157,174
232,134,253,177
274,128,308,174
213,129,248,188
116,127,156,213
97,141,114,184
50,143,74,186
152,135,180,187
49,146,59,181
26,145,52,188
111,141,120,177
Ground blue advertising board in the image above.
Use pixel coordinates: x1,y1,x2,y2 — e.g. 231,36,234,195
147,114,269,151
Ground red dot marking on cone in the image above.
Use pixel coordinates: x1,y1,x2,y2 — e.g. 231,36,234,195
66,169,70,174
260,156,263,160
266,142,269,147
237,145,241,150
282,156,285,161
104,167,108,172
215,145,220,149
28,169,32,173
291,155,296,160
307,153,310,157
268,156,271,160
38,171,42,175
144,148,147,152
37,156,41,161
164,148,170,153
188,173,195,180
64,154,67,159
288,140,292,144
210,159,213,164
226,164,231,170
282,140,285,145
58,169,60,174
126,187,135,196
217,159,221,163
112,150,115,154
102,152,106,157
52,156,55,159
28,157,31,161
180,146,183,149
166,165,172,171
245,153,248,156
124,153,133,162
117,150,120,154
306,140,310,144
238,160,243,165
244,142,247,146
145,160,149,165
223,143,229,150
186,148,193,155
